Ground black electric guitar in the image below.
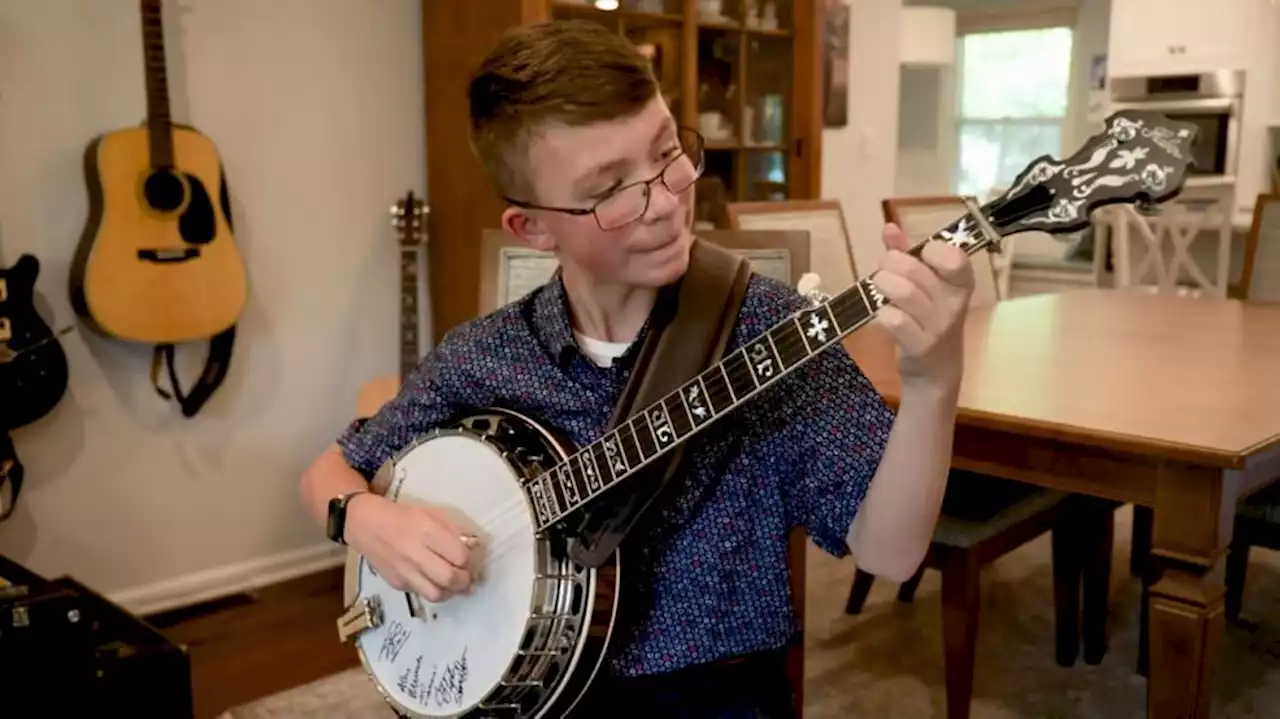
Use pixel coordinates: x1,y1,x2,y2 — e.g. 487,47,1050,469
0,251,69,431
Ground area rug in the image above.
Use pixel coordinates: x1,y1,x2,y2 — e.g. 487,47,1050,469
217,667,388,718
222,508,1280,717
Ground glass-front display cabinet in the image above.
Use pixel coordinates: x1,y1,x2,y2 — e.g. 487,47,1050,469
422,0,826,340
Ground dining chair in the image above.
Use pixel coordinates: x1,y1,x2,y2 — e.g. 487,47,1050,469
843,475,1113,719
1106,183,1236,298
839,198,1114,719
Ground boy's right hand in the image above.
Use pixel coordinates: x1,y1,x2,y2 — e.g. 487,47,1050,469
343,494,476,602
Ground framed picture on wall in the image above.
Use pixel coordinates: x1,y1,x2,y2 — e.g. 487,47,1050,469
823,0,851,128
726,199,856,293
479,230,559,315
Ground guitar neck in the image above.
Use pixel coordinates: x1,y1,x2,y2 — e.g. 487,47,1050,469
140,0,174,169
399,246,421,380
525,205,1000,531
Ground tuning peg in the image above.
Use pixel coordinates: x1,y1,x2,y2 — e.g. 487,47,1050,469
797,273,827,306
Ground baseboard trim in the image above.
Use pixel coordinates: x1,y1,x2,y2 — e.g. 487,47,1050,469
108,543,348,617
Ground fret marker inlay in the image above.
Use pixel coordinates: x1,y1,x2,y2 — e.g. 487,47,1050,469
526,205,1005,530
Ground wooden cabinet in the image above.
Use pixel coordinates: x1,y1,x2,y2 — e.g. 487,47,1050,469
1108,0,1259,78
421,0,825,342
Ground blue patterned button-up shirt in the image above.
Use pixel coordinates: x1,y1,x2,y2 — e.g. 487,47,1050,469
337,269,895,679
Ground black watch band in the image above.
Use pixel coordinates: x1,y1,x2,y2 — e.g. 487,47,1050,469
326,490,368,545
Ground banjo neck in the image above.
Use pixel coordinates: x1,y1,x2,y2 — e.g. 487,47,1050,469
524,208,1001,532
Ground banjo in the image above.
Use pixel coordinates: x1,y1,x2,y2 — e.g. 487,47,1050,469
336,110,1198,718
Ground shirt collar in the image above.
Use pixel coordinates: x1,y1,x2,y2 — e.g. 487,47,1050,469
528,268,674,372
530,269,579,368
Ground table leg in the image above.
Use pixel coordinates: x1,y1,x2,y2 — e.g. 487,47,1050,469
1146,462,1236,718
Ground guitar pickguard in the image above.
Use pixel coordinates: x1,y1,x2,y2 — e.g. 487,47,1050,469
176,171,217,246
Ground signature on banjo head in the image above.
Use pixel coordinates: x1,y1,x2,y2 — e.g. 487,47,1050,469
385,632,471,710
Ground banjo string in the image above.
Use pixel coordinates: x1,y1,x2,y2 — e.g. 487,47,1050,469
393,328,819,577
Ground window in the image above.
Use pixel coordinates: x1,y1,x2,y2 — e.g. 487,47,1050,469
954,26,1074,199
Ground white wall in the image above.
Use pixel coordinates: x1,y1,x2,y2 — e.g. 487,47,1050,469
0,0,424,613
823,0,904,278
896,64,955,196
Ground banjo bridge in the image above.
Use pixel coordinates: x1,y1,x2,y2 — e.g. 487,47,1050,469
337,595,384,643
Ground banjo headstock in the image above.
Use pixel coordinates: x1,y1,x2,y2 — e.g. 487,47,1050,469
983,110,1200,239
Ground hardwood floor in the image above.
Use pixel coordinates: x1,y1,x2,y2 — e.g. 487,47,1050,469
145,566,360,719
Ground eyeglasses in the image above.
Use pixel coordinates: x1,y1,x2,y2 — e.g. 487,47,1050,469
502,126,705,231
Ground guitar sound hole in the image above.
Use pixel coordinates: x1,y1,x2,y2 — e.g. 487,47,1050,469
143,169,186,213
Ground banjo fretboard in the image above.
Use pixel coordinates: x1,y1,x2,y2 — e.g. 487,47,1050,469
523,206,998,532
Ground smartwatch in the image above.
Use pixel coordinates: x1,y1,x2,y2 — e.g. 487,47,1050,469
326,490,368,545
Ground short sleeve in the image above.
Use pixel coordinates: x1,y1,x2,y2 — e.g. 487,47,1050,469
777,345,895,558
336,336,464,480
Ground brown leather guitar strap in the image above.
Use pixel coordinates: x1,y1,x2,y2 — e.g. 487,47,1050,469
567,237,753,568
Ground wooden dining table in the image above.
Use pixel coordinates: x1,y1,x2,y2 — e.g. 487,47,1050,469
842,287,1280,718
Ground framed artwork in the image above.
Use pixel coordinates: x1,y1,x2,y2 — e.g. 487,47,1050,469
726,199,856,294
823,0,851,128
478,230,558,315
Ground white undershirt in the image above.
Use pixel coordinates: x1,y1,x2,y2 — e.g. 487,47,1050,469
574,331,632,368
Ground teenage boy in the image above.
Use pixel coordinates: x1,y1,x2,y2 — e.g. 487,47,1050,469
302,19,973,717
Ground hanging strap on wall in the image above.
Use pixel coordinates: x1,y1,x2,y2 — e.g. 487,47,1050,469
149,325,237,418
0,430,23,523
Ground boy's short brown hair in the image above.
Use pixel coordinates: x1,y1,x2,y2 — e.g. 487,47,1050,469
468,20,660,201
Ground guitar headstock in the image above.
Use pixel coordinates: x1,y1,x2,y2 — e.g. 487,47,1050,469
389,190,428,248
983,110,1200,238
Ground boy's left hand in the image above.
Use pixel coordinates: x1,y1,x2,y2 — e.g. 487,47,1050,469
870,222,974,389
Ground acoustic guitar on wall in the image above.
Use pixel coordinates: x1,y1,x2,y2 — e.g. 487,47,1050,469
70,0,247,345
354,191,428,419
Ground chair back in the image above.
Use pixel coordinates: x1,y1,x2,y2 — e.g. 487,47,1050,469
1241,194,1280,303
881,196,1002,306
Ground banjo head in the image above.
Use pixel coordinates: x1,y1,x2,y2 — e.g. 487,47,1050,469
339,409,617,718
